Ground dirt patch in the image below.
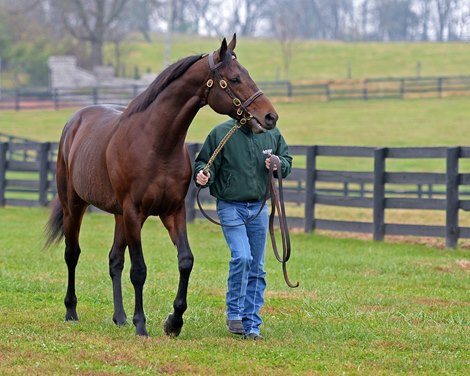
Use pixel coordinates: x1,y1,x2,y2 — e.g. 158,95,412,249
414,297,470,307
265,290,317,300
456,259,470,270
311,229,470,250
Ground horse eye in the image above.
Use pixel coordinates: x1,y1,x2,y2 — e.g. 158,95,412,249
230,77,241,84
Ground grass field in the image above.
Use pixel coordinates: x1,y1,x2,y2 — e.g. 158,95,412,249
1,37,469,375
1,97,469,148
107,33,470,81
0,206,469,375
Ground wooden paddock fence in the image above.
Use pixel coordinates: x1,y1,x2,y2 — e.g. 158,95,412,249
1,75,470,111
1,141,470,248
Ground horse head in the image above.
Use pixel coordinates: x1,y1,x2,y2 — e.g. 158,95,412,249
205,34,278,134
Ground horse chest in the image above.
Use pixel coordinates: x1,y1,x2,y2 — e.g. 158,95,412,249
140,172,190,215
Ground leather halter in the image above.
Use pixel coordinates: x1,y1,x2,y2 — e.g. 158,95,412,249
205,52,264,126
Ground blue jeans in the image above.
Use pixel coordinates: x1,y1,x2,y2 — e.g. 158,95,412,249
216,199,268,335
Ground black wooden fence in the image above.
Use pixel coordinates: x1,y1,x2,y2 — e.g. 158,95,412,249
1,141,470,248
0,141,58,207
1,75,470,110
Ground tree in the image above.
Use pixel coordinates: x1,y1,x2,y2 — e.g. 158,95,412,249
227,0,268,36
416,0,432,40
0,1,56,85
55,0,130,67
267,0,302,80
374,0,419,41
435,0,459,41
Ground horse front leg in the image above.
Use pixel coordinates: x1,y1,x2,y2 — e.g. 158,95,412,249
109,214,127,326
122,206,148,336
161,209,194,337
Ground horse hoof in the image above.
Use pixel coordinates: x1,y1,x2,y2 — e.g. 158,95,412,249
135,326,149,337
113,315,128,326
65,312,78,321
164,314,183,337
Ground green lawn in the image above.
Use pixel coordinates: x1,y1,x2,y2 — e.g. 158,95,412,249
108,33,470,81
0,206,469,375
1,96,469,147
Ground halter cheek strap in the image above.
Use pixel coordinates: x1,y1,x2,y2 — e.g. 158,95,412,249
205,52,264,126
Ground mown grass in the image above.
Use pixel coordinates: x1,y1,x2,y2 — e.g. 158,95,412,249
1,96,469,148
0,206,469,375
2,96,469,174
107,33,470,81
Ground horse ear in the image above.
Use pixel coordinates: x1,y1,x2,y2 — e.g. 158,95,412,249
228,33,237,51
219,37,228,61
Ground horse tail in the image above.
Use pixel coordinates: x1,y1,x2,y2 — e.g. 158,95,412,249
44,197,64,249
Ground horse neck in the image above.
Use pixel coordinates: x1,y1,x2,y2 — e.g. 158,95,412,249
143,63,208,151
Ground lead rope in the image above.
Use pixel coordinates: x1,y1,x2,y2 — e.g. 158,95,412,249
196,126,298,288
202,122,241,175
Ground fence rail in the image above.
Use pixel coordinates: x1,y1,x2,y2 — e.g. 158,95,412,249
1,140,470,248
1,75,470,110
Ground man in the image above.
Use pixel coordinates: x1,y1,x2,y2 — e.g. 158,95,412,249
194,118,292,340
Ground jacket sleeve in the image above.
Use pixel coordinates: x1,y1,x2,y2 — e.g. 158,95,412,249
275,132,292,179
194,130,218,186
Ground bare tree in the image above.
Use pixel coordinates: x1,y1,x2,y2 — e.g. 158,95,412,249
172,0,222,35
267,0,302,79
373,0,419,41
54,0,130,67
416,0,433,40
435,0,459,41
227,0,268,36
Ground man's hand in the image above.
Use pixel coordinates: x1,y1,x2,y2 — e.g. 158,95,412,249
265,155,280,171
196,170,211,186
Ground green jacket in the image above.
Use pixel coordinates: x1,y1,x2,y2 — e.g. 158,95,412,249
194,119,292,202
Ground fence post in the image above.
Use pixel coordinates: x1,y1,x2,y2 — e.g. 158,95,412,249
0,142,7,206
286,81,293,97
438,77,443,98
363,80,368,101
93,88,98,105
15,89,20,111
39,142,50,206
325,84,331,101
304,145,317,233
446,147,460,249
53,88,59,110
185,143,200,222
400,79,405,99
373,148,387,241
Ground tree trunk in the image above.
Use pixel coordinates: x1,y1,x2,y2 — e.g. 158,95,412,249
91,39,104,67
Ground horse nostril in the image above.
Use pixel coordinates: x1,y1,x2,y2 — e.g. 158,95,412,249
265,112,278,127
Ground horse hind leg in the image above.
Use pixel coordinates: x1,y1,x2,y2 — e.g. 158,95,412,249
161,210,194,337
109,214,128,326
62,196,88,321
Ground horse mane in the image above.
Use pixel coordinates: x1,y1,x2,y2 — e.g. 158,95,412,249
123,54,206,117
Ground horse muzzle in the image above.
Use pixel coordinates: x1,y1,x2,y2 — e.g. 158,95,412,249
250,112,278,133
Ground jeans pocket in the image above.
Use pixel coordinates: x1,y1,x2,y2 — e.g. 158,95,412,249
217,200,245,226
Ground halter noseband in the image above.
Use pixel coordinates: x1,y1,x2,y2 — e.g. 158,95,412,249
205,52,264,126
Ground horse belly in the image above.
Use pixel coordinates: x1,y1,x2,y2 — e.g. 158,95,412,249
67,124,121,213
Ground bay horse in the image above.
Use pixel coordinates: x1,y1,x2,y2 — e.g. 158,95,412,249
45,35,278,337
